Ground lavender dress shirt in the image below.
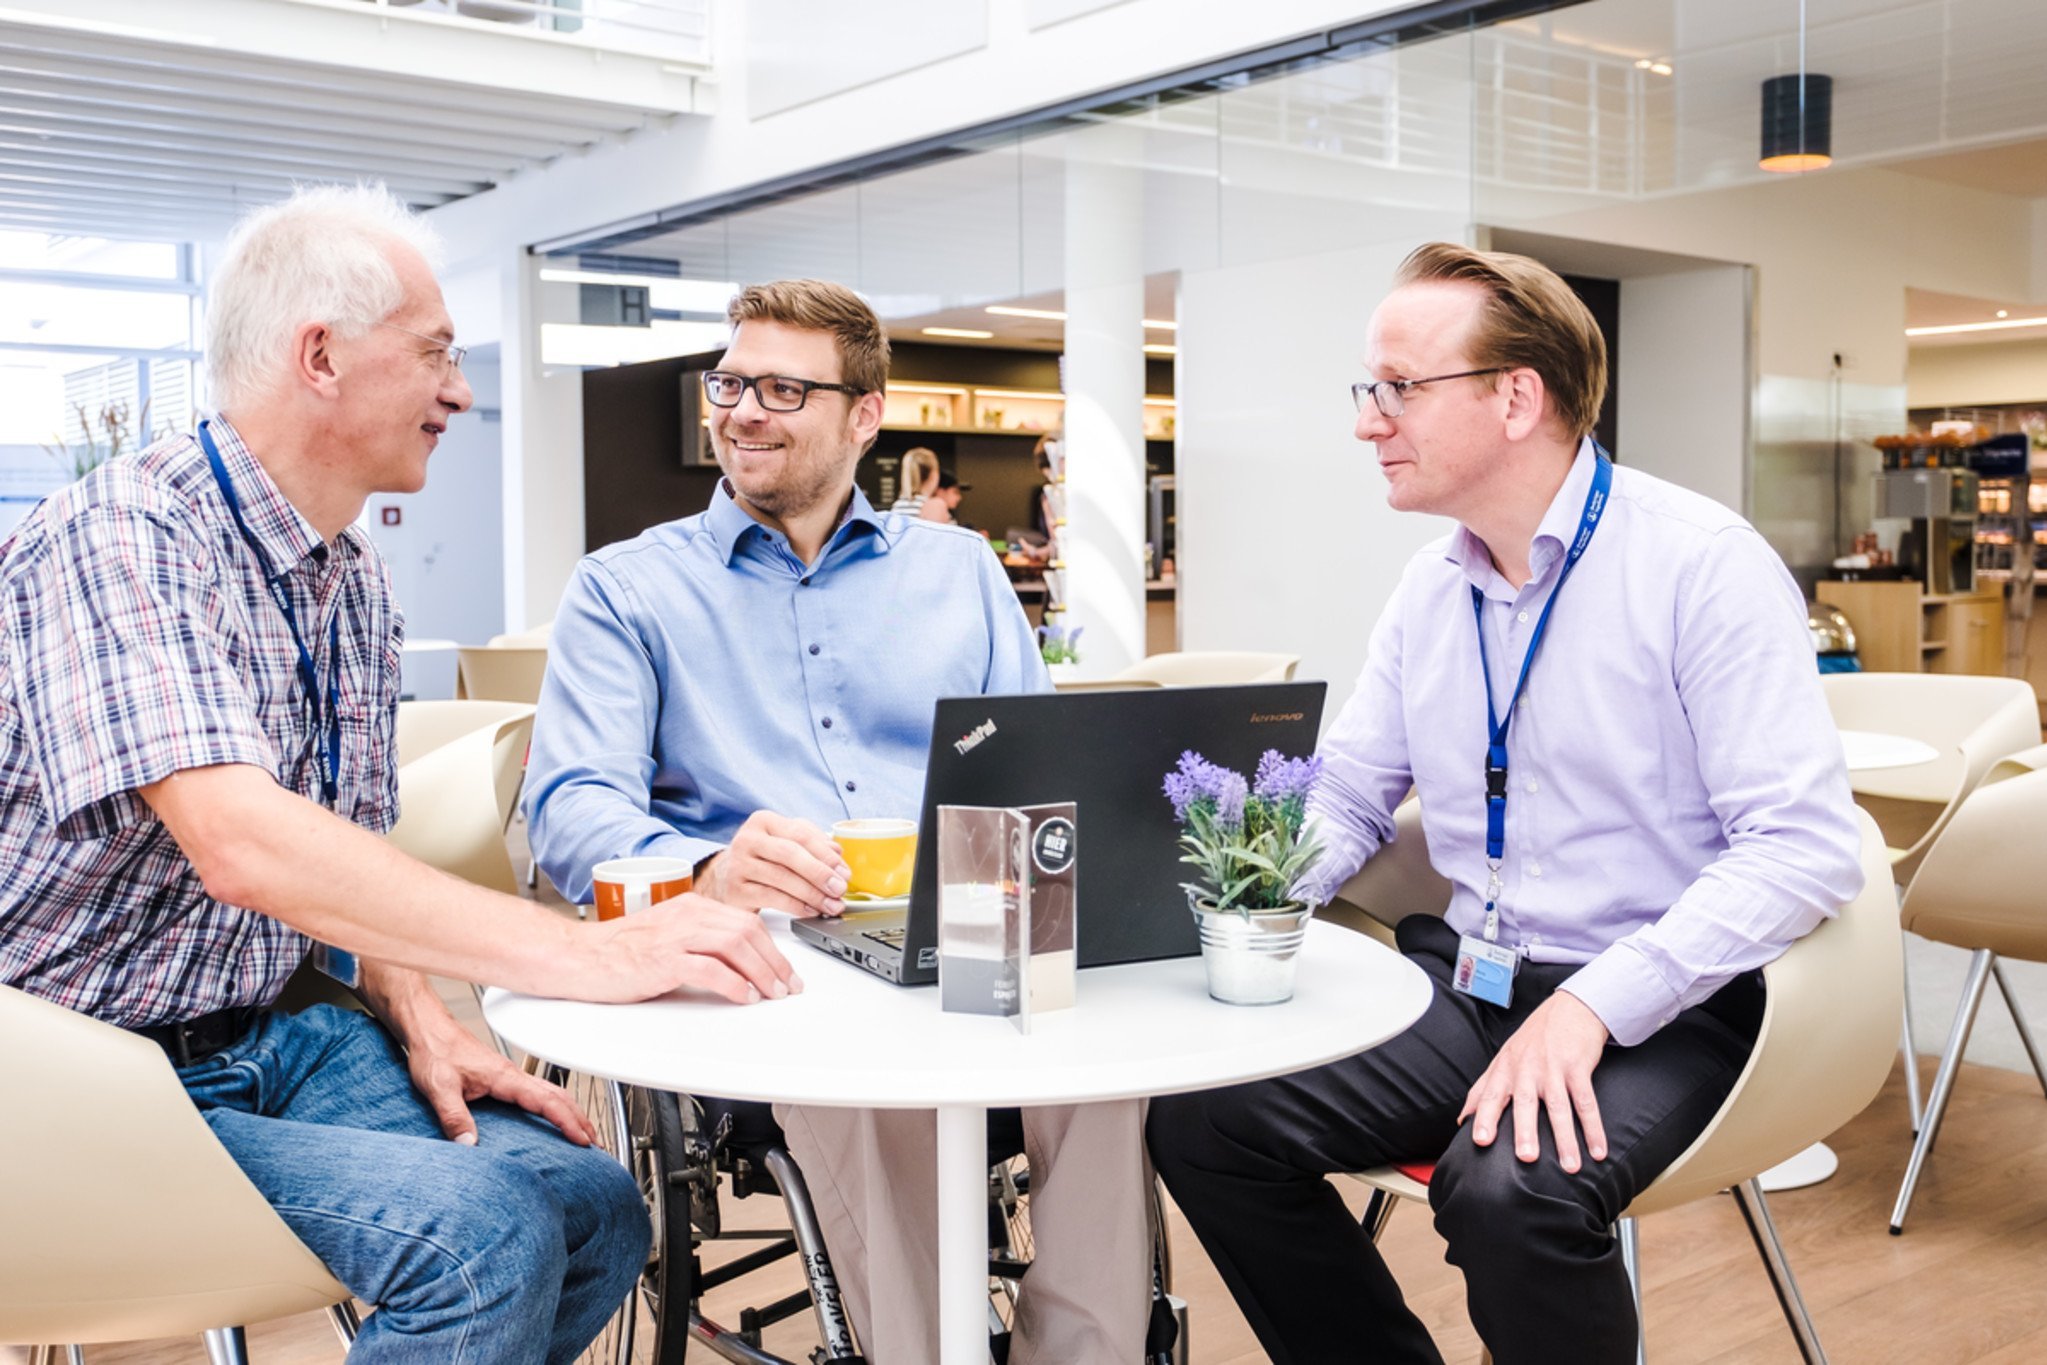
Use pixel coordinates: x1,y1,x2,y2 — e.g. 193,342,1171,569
1298,440,1865,1046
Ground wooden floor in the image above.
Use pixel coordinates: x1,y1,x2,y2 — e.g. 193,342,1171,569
17,857,2047,1363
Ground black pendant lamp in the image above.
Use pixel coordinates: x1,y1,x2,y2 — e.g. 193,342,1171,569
1760,0,1832,172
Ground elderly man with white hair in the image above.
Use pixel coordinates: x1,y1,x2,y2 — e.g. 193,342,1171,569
0,185,802,1363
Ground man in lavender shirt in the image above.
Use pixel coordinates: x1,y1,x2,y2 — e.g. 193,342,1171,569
1147,243,1863,1364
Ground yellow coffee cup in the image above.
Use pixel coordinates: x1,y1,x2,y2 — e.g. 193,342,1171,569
832,818,918,900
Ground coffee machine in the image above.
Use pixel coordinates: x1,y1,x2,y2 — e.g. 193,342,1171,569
1877,468,1978,594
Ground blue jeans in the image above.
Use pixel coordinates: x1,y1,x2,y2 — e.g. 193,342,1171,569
177,1005,648,1364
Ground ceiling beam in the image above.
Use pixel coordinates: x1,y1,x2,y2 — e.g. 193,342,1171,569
0,0,705,112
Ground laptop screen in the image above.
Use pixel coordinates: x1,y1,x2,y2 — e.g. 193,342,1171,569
911,682,1327,970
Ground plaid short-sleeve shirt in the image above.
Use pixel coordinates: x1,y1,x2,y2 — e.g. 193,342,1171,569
0,420,402,1028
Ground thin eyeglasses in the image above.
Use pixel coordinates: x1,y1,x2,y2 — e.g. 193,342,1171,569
376,322,467,375
1352,367,1510,418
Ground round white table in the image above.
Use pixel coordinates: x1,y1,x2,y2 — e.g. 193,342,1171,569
1758,727,1944,1194
485,914,1432,1364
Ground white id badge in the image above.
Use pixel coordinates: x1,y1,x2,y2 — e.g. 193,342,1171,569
1453,933,1517,1008
313,942,360,989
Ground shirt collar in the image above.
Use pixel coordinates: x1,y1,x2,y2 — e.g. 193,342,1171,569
1444,436,1600,592
704,478,900,566
202,417,338,577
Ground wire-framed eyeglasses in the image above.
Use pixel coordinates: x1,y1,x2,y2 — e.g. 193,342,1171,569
701,370,865,413
376,322,467,375
1352,367,1510,418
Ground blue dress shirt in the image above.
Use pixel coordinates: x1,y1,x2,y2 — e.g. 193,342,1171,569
528,481,1049,905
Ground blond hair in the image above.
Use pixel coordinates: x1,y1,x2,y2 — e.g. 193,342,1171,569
1392,243,1607,442
900,447,940,495
726,279,889,396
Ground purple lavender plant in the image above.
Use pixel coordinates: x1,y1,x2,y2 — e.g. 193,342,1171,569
1166,748,1325,913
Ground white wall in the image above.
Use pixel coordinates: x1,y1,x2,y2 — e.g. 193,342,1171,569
1178,236,1461,718
1908,337,2047,409
362,351,506,652
1616,265,1753,513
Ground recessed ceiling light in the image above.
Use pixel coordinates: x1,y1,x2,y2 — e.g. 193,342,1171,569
1649,61,1673,76
985,305,1178,330
1906,316,2047,337
1997,310,2010,319
1635,58,1654,70
1143,344,1177,356
922,327,995,339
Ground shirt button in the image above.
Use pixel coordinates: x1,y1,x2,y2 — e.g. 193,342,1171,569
1528,862,1543,877
845,780,857,793
801,577,813,586
809,643,821,655
1524,779,1538,794
1517,609,1529,623
821,716,833,729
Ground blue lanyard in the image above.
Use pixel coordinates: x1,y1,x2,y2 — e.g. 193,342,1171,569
198,421,342,809
1472,453,1612,938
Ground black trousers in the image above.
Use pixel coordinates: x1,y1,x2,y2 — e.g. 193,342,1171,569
1147,917,1765,1365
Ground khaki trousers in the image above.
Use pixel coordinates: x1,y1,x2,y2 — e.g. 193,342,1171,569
777,1100,1152,1365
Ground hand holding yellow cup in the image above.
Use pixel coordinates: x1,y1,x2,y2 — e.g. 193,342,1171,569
831,818,918,900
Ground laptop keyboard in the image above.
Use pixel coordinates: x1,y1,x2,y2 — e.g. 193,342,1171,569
862,925,907,948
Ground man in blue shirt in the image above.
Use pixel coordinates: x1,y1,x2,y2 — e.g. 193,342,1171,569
527,279,1152,1364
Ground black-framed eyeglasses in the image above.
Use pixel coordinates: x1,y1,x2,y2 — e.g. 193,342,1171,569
701,370,865,413
1352,367,1510,419
376,321,466,375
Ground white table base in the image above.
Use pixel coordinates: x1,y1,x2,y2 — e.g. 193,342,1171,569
937,1103,989,1365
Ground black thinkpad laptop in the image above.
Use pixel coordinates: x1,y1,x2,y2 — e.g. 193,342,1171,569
792,682,1327,985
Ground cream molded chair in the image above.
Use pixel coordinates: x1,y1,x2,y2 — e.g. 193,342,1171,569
455,643,549,704
1327,802,1899,1364
395,698,537,840
1109,650,1301,686
0,986,357,1362
1888,754,2047,1234
1818,672,2038,885
488,621,553,648
386,703,536,1054
1050,677,1165,693
387,703,535,899
1819,672,2038,1130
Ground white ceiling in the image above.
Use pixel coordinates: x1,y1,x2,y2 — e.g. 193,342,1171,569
589,0,2047,351
0,1,706,242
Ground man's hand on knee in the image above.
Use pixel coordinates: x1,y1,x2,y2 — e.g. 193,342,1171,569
1457,990,1611,1173
697,811,849,918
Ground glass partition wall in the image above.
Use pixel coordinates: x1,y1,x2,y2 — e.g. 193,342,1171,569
551,0,2047,696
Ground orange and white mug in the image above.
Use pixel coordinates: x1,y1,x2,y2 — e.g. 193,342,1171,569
591,856,694,922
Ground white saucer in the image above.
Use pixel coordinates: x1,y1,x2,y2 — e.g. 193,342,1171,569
840,895,909,913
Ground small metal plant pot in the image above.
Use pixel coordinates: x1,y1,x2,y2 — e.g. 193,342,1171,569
1190,896,1310,1005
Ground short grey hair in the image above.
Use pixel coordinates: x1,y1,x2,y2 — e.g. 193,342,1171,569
206,184,443,413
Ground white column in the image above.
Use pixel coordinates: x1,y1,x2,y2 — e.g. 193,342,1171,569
1061,126,1148,678
499,251,586,633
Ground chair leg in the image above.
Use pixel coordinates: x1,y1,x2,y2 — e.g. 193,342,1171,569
1990,958,2047,1101
1891,949,1994,1234
1900,931,1924,1134
329,1299,363,1347
1730,1179,1827,1365
1360,1188,1398,1243
201,1327,251,1365
65,1350,83,1365
1617,1216,1646,1365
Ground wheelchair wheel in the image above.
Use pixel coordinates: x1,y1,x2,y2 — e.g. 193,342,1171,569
546,1068,697,1365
